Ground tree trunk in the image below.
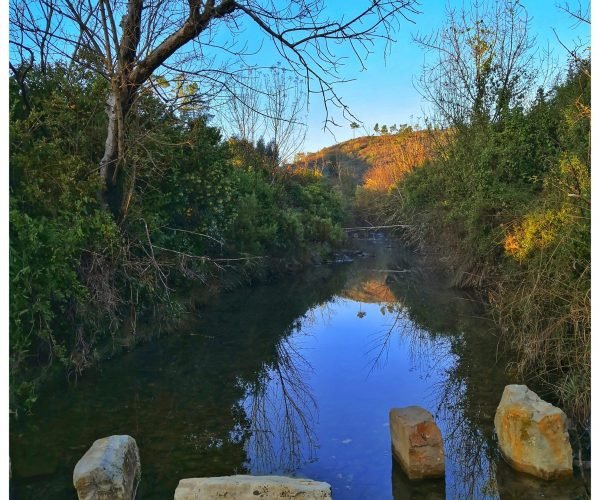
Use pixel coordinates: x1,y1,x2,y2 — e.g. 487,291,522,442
95,0,238,220
100,87,131,219
100,93,118,182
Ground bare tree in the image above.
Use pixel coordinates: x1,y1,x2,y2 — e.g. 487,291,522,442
10,0,419,219
10,0,57,75
219,68,264,145
414,0,537,127
263,65,307,166
243,333,317,473
554,1,590,77
219,65,307,167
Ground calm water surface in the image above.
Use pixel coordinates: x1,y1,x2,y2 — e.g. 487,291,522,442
10,241,588,499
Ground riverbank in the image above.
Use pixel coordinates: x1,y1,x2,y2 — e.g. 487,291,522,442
10,239,589,498
347,59,591,430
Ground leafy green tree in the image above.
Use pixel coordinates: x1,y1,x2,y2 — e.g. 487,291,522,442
11,0,418,219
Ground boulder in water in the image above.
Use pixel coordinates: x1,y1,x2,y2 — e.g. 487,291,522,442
174,475,332,499
73,435,141,499
494,384,572,479
389,406,445,479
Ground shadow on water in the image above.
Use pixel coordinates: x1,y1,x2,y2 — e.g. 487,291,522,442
10,265,349,499
10,240,589,499
391,458,445,499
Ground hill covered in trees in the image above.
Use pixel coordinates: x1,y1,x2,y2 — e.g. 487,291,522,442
293,128,437,192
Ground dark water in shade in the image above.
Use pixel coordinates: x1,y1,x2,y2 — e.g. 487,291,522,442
10,241,588,499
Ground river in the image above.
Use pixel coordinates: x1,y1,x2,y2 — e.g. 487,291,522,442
9,240,588,499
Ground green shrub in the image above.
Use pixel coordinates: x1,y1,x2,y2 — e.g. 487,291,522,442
394,60,590,423
9,66,346,413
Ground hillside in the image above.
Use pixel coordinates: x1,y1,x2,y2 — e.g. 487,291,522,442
293,129,440,192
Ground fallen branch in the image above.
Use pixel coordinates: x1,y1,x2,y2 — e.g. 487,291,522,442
343,224,410,231
370,269,412,273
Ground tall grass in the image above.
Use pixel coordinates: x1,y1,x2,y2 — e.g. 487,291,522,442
389,60,591,424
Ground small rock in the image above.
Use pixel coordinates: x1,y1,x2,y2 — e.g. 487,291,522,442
494,384,573,480
174,476,332,499
73,435,141,500
389,406,445,479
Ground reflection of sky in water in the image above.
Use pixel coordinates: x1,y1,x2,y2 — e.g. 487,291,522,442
242,296,497,499
10,244,588,499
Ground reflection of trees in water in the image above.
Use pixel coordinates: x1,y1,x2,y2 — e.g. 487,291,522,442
11,265,352,498
189,267,348,475
370,288,503,498
242,328,317,473
430,360,499,499
366,302,452,378
238,298,339,474
301,298,338,331
366,302,406,372
396,315,499,498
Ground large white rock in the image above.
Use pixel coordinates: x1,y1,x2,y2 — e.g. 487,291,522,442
73,435,141,500
174,475,332,499
494,385,573,480
389,406,445,480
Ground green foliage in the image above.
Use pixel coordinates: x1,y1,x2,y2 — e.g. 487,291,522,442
399,64,586,262
132,115,237,259
9,66,125,413
396,59,590,422
9,65,345,412
228,140,344,256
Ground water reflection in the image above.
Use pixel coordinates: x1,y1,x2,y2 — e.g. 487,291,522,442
10,242,588,499
10,265,348,499
370,249,588,500
242,333,317,473
366,287,505,498
391,459,445,499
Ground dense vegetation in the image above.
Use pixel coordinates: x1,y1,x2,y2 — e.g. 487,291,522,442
9,66,343,414
337,59,590,424
9,0,590,433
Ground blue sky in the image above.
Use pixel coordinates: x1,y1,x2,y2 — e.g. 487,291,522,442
275,0,591,153
6,0,591,154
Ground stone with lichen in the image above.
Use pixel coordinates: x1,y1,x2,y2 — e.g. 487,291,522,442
494,384,572,480
389,406,445,480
